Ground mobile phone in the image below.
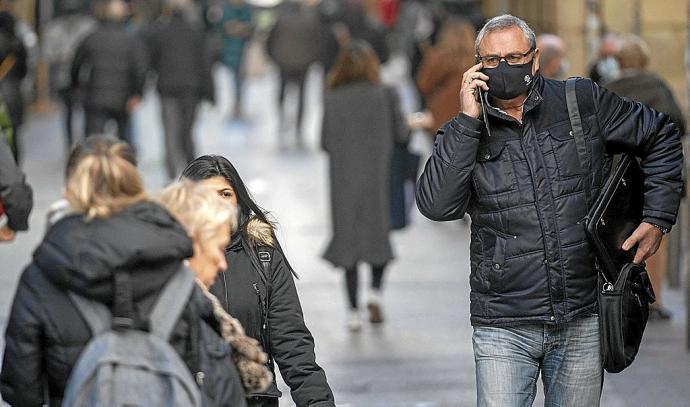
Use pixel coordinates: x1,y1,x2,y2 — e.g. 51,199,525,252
478,87,492,137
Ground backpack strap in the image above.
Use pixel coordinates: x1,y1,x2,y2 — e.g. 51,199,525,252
566,77,593,207
256,246,275,371
149,264,197,341
69,292,111,336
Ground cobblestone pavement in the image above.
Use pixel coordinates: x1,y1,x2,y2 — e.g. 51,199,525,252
1,62,688,406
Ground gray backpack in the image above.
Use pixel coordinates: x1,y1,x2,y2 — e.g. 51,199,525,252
62,267,203,407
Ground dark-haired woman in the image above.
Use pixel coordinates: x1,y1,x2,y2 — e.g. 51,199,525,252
181,155,335,407
321,40,409,331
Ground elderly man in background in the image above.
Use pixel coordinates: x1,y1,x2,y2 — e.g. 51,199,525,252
536,33,567,79
416,14,683,406
604,34,687,321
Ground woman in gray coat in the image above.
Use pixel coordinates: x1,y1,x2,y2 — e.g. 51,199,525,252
321,40,409,331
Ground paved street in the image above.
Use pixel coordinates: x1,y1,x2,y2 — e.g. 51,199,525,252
1,62,689,406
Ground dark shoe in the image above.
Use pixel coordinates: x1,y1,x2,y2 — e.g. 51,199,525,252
367,292,384,324
649,305,672,321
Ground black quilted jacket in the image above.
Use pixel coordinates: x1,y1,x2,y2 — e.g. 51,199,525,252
416,75,683,326
0,202,246,406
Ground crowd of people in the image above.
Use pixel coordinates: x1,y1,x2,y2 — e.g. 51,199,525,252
0,1,688,406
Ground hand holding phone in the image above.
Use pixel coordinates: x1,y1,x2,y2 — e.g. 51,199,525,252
459,62,489,119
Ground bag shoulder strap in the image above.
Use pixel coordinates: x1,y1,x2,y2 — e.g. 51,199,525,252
149,264,197,341
69,292,111,336
566,77,593,207
256,246,275,370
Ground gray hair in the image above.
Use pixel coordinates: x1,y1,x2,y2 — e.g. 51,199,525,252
475,14,536,55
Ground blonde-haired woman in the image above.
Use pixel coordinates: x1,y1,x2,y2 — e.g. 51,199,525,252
0,137,250,406
158,180,273,394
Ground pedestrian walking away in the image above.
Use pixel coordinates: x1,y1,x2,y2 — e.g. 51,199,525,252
603,34,687,322
206,0,253,120
415,14,684,407
70,0,147,146
181,155,336,407
321,41,410,332
42,4,96,150
266,0,322,147
145,0,214,180
0,137,247,406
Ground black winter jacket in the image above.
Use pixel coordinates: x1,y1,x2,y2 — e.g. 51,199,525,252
0,202,247,407
210,219,335,407
70,21,147,112
416,75,684,326
144,13,214,101
0,133,31,231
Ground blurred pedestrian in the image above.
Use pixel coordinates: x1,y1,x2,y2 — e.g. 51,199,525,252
157,180,274,398
42,0,96,150
536,33,568,79
181,155,336,407
266,0,321,148
145,0,214,180
588,31,621,84
207,0,253,120
70,0,147,146
413,18,475,132
320,0,390,72
322,41,409,331
0,10,27,163
604,35,686,134
0,127,31,242
604,34,687,320
416,15,683,405
0,137,246,406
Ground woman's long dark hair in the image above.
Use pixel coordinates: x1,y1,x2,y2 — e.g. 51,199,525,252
181,155,296,275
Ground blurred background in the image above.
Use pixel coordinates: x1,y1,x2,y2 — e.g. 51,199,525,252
1,0,689,406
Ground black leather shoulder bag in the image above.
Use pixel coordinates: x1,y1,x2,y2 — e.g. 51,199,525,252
565,78,656,373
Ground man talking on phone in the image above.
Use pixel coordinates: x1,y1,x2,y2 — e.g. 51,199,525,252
416,14,683,406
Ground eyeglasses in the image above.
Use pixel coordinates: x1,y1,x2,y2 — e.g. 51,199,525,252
476,48,535,68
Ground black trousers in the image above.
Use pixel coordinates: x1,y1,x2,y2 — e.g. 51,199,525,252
345,263,387,309
160,96,199,180
84,108,131,146
278,69,307,136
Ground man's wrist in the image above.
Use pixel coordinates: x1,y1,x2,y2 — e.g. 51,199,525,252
646,221,670,235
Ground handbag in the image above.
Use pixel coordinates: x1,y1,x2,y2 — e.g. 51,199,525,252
390,144,420,230
565,78,656,373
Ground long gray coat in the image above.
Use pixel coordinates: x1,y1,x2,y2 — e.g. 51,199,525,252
321,82,409,268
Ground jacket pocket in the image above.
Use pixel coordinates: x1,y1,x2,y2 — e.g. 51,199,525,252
472,141,516,196
547,124,583,179
488,235,507,292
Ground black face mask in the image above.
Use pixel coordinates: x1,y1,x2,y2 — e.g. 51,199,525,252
483,60,534,100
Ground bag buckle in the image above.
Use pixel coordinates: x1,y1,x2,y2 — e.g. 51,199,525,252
258,251,271,262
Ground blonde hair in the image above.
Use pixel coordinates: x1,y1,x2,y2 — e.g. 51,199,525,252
64,136,147,221
157,180,237,242
437,18,476,68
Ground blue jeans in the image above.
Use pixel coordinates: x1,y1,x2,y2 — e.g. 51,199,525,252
473,315,602,407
